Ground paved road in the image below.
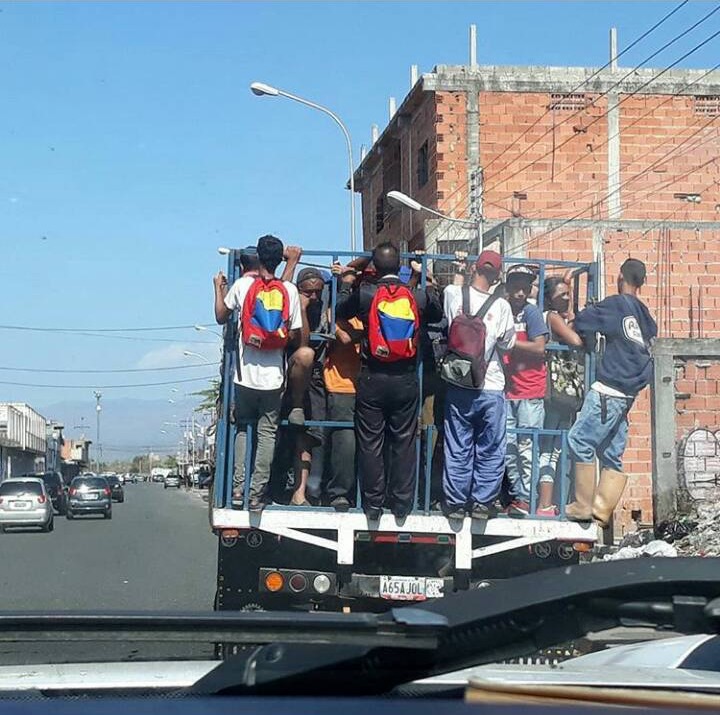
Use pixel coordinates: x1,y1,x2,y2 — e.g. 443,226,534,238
0,482,217,611
0,482,220,665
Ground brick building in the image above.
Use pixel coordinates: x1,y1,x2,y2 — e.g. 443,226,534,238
353,44,720,532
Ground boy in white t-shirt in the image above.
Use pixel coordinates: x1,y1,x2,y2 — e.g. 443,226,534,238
213,235,303,512
442,251,516,520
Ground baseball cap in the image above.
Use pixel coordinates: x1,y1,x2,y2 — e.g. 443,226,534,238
296,267,325,285
506,264,537,282
475,250,503,273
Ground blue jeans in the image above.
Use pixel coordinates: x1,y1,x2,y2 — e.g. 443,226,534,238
539,402,576,485
443,387,507,508
568,389,633,471
506,398,545,502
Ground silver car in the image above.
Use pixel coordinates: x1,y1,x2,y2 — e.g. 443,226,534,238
0,478,54,533
164,474,181,489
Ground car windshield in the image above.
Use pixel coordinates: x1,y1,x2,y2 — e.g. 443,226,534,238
0,0,715,702
73,478,107,490
0,482,43,497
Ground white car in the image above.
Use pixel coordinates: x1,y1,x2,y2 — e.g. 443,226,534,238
0,477,54,532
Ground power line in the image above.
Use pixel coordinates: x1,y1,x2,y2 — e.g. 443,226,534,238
509,151,720,255
514,110,720,225
0,363,219,374
4,331,216,344
482,0,691,174
0,323,216,333
485,22,720,196
485,4,720,190
492,60,720,214
0,375,216,389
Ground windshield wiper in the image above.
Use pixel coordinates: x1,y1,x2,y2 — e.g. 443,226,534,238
189,558,720,696
0,609,445,650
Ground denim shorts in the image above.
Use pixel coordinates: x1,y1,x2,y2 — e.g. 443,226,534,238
567,389,633,471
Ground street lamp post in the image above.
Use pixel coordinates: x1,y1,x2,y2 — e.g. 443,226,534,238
386,190,482,251
183,350,214,365
93,391,102,473
250,81,356,253
194,324,223,339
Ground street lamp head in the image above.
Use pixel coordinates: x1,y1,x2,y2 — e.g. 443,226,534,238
217,247,230,255
194,325,207,332
387,190,423,212
250,81,279,97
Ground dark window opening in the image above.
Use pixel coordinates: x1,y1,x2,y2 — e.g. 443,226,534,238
417,140,429,187
694,95,720,116
375,195,385,234
548,93,587,111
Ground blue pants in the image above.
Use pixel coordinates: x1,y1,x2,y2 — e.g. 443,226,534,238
506,398,545,502
443,386,507,508
568,389,633,471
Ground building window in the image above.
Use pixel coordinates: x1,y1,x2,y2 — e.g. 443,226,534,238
417,140,429,188
548,93,587,111
375,195,385,234
694,95,720,116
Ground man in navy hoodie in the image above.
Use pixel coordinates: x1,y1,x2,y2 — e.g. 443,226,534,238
566,258,657,527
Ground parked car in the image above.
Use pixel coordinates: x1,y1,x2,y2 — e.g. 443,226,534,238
66,475,112,520
18,472,67,515
164,474,181,489
106,476,125,503
0,478,54,532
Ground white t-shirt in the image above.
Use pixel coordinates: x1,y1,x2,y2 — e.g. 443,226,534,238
443,285,516,392
224,275,302,390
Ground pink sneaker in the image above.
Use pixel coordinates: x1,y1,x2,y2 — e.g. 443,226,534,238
535,505,559,517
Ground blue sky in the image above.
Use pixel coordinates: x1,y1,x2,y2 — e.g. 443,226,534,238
1,1,717,452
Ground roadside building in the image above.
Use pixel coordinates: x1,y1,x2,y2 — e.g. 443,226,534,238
353,28,720,532
0,403,49,478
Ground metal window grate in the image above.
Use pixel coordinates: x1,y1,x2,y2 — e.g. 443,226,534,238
694,95,720,116
548,93,587,111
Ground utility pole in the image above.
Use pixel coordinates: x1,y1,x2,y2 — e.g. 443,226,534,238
469,168,484,251
93,391,102,473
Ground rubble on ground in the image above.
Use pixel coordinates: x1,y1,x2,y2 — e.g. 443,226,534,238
602,540,677,561
595,500,720,561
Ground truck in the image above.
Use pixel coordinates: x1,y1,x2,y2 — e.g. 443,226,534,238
210,249,600,614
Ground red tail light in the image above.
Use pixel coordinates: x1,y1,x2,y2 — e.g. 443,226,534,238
104,488,111,496
37,495,46,504
69,488,77,496
0,498,4,504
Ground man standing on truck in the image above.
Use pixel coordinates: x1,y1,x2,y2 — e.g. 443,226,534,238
502,265,549,517
274,266,329,506
336,242,442,520
566,258,657,527
213,234,304,512
441,251,516,520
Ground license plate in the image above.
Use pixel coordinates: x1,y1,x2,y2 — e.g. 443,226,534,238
379,576,444,601
83,493,98,500
11,501,30,510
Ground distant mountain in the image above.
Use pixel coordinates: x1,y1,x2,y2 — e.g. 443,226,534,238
38,397,207,459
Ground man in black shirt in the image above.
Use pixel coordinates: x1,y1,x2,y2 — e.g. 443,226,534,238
336,242,442,519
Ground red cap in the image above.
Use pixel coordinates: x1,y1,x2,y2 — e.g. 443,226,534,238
475,250,503,273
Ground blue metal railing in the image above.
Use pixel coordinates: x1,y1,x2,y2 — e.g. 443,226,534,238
212,249,596,519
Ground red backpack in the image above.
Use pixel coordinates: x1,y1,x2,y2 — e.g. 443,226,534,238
367,282,420,362
241,277,291,350
440,287,498,389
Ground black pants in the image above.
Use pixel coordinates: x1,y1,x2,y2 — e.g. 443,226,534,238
325,392,357,502
355,370,419,514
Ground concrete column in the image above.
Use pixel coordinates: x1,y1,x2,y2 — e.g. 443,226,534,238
607,92,621,221
609,27,618,72
651,353,677,523
592,226,606,300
